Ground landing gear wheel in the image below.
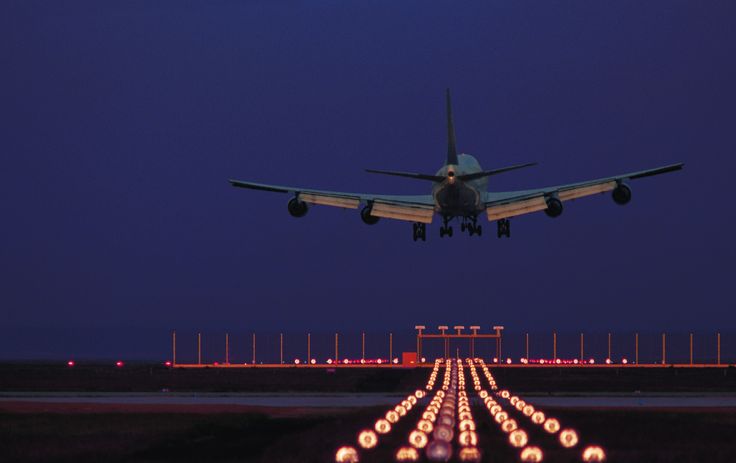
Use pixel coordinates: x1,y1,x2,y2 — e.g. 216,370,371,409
412,223,426,241
497,219,511,238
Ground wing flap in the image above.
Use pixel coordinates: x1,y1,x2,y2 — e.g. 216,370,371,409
487,197,548,221
299,193,360,209
558,181,616,201
371,201,435,224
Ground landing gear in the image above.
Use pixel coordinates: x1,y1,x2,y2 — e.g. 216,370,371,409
412,223,426,241
439,216,453,238
462,216,482,237
497,218,511,238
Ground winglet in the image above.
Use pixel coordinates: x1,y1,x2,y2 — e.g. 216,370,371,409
446,88,458,166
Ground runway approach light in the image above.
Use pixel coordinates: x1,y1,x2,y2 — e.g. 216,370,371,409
426,440,452,462
621,358,628,365
358,429,378,449
327,359,333,364
294,359,301,365
582,445,606,461
311,358,317,364
559,429,579,447
335,446,359,463
395,446,419,462
393,358,399,364
520,446,543,462
115,361,124,368
605,358,612,365
458,447,481,462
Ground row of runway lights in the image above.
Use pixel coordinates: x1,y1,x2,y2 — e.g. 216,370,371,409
64,357,632,368
336,358,607,462
475,359,606,462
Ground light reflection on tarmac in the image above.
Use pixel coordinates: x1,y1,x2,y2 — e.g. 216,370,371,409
1,393,735,408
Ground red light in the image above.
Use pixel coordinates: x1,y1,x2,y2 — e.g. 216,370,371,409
214,361,219,366
67,360,75,367
115,361,124,368
622,358,628,364
164,361,172,367
589,358,595,364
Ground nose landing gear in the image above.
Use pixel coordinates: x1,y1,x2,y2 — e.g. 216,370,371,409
412,223,427,241
461,217,482,237
439,216,453,238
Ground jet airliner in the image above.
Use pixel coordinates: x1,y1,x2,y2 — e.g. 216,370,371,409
230,90,683,241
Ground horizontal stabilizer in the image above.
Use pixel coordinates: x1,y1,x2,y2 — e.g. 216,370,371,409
457,162,537,181
365,169,445,182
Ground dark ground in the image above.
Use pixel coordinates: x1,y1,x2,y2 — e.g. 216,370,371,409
1,363,735,462
1,362,735,393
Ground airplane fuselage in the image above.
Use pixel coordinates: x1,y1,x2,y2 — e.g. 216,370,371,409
432,154,487,217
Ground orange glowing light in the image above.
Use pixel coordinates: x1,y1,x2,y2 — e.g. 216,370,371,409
415,390,425,399
422,411,436,422
543,418,560,434
490,405,502,415
582,445,606,461
458,446,482,462
408,430,429,448
531,411,546,424
402,399,412,410
395,405,408,417
501,419,518,433
374,419,391,434
417,419,434,433
501,390,510,399
509,429,529,448
510,396,519,405
386,410,400,423
522,405,535,416
459,419,476,431
395,446,419,462
494,411,509,424
358,430,378,449
519,446,543,462
458,430,478,446
559,429,579,448
335,445,360,463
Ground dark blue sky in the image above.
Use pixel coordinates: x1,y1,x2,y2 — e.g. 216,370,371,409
1,1,735,360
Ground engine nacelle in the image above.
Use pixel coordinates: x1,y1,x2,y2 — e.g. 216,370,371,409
545,196,563,218
287,197,308,217
612,183,632,205
361,204,380,225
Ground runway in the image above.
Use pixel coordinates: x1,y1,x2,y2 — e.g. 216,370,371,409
2,392,736,408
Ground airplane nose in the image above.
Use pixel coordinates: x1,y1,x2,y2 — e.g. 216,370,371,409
447,170,456,185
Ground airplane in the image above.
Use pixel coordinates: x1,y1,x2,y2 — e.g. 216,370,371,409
230,89,683,241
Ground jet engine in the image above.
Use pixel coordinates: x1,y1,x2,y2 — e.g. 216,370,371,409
361,204,380,225
612,183,632,205
287,197,308,217
545,197,563,218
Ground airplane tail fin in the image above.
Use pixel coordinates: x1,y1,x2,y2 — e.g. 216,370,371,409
446,88,458,166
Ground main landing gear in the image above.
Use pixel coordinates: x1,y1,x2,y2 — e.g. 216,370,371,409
439,216,453,238
497,218,511,238
460,217,482,237
412,223,427,241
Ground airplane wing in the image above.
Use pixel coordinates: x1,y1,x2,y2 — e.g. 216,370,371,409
228,179,437,223
484,163,683,221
